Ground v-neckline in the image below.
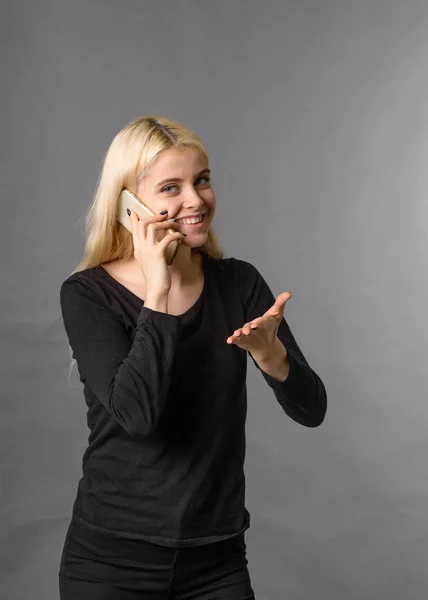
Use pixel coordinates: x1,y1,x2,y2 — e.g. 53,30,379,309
96,252,208,318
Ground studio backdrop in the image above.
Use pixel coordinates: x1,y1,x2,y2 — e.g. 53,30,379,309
1,1,427,599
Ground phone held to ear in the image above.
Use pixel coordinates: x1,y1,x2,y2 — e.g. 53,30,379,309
117,188,180,265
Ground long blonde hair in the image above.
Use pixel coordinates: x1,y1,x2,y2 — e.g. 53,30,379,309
66,116,225,380
70,115,224,276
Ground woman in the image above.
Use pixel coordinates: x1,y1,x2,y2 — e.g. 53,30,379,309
59,116,327,599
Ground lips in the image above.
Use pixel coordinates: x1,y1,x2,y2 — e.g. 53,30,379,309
176,213,208,230
175,212,207,223
175,211,209,233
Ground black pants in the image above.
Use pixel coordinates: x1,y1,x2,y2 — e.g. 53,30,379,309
58,519,256,599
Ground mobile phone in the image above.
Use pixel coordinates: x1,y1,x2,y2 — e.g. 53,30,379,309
117,188,180,265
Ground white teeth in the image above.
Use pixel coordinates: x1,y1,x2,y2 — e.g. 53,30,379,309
180,215,204,225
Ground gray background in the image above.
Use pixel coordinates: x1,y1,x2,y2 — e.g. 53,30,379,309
1,0,427,598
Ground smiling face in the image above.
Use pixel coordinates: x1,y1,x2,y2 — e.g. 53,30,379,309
136,146,216,249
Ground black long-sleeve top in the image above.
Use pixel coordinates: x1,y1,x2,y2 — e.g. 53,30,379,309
60,252,327,547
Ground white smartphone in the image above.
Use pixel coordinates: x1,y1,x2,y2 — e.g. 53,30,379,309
117,188,180,265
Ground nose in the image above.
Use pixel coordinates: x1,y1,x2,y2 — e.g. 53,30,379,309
181,185,206,209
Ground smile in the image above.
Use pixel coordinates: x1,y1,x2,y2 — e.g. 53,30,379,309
177,213,207,228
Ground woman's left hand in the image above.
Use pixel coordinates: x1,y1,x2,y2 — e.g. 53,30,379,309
226,291,292,361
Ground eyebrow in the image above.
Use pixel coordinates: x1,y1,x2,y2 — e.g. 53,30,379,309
155,168,211,188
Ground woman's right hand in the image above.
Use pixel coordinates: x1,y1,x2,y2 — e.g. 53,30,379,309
129,210,185,296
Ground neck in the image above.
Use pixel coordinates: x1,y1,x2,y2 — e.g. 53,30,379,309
169,245,202,285
127,245,202,287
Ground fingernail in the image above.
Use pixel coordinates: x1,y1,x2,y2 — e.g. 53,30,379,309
160,210,168,215
251,327,258,330
182,233,187,236
167,218,176,222
127,208,131,216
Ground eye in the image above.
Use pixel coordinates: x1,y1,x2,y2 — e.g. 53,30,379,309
160,176,211,193
161,184,178,193
196,176,211,186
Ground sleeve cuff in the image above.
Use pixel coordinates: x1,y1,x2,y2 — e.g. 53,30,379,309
260,351,307,397
137,306,183,331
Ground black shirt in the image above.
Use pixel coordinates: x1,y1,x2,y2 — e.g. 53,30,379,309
60,252,327,547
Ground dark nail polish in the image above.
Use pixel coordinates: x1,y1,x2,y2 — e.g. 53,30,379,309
182,233,187,236
160,210,168,215
127,208,131,216
251,327,258,331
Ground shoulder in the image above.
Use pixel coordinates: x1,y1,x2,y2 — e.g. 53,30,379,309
61,267,100,294
207,254,262,284
206,254,274,317
60,267,112,311
204,254,266,298
205,253,259,277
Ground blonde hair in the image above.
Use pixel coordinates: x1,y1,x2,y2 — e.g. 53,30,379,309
70,115,224,276
66,116,225,381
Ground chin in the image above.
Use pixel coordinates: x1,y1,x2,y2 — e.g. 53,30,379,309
183,232,209,249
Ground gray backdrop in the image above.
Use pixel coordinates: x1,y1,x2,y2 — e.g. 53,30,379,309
1,1,427,598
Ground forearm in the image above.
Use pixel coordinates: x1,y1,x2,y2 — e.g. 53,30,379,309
60,278,182,437
252,336,327,427
251,338,290,382
234,259,327,427
107,306,181,435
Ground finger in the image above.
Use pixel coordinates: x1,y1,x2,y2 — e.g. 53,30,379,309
241,323,254,336
129,209,139,232
129,210,142,246
242,318,262,334
231,335,250,348
249,317,265,329
147,220,180,244
130,210,165,225
157,231,187,253
140,212,170,237
226,329,242,344
263,291,292,318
